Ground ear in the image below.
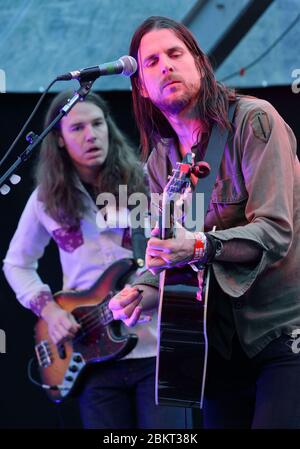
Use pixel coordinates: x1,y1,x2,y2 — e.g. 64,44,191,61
58,135,65,148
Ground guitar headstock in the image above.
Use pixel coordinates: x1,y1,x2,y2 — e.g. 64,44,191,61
159,153,193,240
164,153,193,202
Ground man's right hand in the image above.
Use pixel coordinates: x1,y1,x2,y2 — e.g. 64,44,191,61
109,286,144,327
41,301,81,344
109,284,158,327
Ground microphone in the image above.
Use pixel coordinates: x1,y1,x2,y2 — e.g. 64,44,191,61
56,55,137,81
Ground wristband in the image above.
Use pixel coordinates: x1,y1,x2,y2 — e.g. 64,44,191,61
189,233,224,272
193,232,207,260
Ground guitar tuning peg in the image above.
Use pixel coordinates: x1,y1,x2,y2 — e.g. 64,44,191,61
175,198,184,207
9,174,21,185
0,184,11,195
181,187,192,200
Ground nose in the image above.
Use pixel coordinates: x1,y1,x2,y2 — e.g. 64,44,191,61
85,124,97,141
160,56,174,75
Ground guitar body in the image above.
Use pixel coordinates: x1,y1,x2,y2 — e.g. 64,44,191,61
34,258,138,402
156,268,209,408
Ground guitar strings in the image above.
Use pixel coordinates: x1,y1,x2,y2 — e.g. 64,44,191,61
65,300,113,345
76,296,113,328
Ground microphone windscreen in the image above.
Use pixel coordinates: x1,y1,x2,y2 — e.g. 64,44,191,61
120,56,137,76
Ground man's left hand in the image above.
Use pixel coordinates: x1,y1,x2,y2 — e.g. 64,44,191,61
146,225,195,275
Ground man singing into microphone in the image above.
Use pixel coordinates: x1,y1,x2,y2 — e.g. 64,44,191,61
3,90,187,429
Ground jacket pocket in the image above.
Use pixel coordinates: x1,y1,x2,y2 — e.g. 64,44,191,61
211,174,248,204
207,174,248,230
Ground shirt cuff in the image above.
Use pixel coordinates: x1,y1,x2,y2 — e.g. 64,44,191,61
212,252,268,297
131,270,159,289
205,228,271,297
29,291,54,317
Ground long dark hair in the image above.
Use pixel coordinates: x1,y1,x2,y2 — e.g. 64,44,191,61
36,90,147,226
129,16,236,159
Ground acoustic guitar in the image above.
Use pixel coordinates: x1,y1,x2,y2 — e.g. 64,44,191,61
155,154,211,409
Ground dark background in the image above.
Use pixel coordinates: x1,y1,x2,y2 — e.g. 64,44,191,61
0,86,299,428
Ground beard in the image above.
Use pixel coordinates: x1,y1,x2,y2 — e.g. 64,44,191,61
154,81,200,115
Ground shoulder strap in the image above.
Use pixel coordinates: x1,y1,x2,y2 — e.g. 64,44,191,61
191,101,238,231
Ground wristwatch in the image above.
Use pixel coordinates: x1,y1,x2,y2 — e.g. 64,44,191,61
213,237,224,259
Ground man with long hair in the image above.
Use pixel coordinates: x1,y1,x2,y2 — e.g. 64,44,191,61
109,16,300,428
3,90,187,429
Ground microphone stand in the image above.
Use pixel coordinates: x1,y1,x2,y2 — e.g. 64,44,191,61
0,80,95,195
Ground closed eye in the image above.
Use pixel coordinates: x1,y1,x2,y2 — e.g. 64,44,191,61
145,57,158,68
169,50,183,58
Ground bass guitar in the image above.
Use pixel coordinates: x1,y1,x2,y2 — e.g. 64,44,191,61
33,258,138,402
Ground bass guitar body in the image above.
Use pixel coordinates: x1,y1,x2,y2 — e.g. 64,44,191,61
34,258,138,402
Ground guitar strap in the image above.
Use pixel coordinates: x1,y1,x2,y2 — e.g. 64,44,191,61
132,101,238,262
191,100,238,232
